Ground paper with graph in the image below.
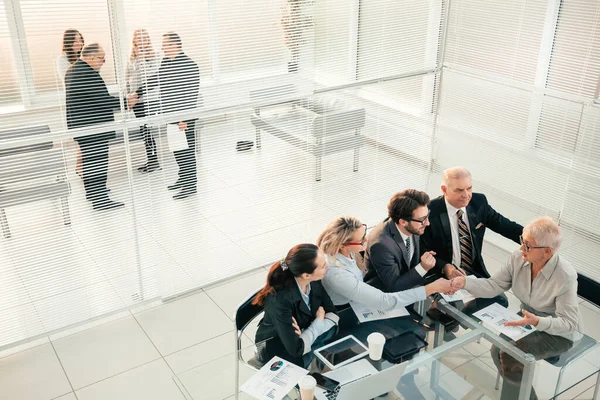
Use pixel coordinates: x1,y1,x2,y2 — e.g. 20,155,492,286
473,303,536,341
350,301,409,323
440,289,475,303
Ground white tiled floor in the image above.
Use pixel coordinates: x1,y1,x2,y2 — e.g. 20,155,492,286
0,243,598,400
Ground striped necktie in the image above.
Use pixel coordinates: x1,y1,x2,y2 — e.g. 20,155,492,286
405,237,411,259
456,209,474,273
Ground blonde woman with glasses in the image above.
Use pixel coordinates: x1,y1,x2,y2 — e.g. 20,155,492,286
317,216,452,310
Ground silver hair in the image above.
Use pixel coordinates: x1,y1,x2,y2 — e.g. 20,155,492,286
524,216,562,251
442,166,472,186
81,43,102,57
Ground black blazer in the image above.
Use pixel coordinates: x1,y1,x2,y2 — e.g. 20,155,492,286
65,60,121,145
364,218,428,292
255,280,338,364
136,51,201,122
420,193,523,278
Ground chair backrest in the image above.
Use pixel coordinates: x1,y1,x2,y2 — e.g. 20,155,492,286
577,273,599,308
234,288,264,333
0,125,53,157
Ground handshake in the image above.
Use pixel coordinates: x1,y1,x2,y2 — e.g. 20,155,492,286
127,93,139,109
427,275,467,296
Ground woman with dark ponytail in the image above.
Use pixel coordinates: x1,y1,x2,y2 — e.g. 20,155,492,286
254,244,338,367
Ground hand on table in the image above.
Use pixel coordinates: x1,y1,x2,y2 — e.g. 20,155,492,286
443,263,466,279
178,121,188,131
504,309,540,328
127,93,138,109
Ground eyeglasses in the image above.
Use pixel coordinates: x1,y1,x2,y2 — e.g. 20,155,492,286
94,56,106,63
409,210,430,225
519,235,549,252
344,224,368,246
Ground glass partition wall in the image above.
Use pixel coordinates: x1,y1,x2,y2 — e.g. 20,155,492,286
1,0,599,350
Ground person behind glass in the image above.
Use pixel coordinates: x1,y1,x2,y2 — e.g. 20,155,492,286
57,29,84,178
364,190,438,292
126,29,161,173
65,43,124,210
253,244,339,368
450,217,581,400
318,216,452,311
129,32,200,199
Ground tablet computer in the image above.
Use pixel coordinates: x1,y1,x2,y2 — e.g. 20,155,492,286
314,335,369,370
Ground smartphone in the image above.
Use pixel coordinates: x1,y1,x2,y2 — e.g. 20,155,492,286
310,372,340,391
426,308,456,327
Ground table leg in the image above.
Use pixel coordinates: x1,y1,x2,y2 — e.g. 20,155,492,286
517,356,536,400
593,371,599,400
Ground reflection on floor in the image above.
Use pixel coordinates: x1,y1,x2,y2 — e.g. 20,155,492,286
0,114,429,347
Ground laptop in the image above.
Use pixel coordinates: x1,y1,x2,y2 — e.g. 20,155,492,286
314,359,407,400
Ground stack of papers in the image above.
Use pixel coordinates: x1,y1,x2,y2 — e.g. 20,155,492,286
440,289,475,303
240,356,308,400
473,303,536,341
350,301,409,323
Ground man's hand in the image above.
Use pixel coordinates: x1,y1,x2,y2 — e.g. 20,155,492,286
443,264,466,279
504,309,540,328
316,306,325,321
127,93,138,109
292,316,302,336
420,251,436,271
428,278,452,295
178,121,188,131
450,276,466,291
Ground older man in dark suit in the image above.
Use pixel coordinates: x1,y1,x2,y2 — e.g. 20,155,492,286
364,189,437,292
421,167,523,279
65,43,124,210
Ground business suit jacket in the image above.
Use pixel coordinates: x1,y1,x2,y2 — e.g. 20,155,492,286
136,51,201,122
65,60,121,145
420,193,523,278
364,218,427,292
255,280,338,365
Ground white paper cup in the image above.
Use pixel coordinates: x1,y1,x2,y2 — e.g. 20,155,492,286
299,375,317,400
367,332,386,361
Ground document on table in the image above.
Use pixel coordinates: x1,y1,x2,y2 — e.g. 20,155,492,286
166,123,189,152
350,301,409,323
240,356,308,400
473,303,536,341
440,289,475,303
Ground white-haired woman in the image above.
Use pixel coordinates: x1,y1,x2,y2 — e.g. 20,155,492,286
451,216,581,400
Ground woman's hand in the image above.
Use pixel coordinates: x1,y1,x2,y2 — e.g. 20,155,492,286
425,278,453,295
291,316,301,336
316,306,325,321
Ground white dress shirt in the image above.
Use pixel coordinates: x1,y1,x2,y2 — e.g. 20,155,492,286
445,197,471,268
395,224,426,277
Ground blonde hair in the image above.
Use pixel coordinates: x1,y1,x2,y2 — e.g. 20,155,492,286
316,216,363,257
524,216,562,251
130,29,155,62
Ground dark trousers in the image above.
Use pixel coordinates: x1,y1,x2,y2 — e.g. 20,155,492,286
133,102,158,166
491,331,572,400
173,120,197,189
79,140,110,202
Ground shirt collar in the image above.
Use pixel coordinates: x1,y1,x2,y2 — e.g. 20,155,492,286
295,278,311,297
539,253,560,280
335,253,355,267
394,223,412,244
445,197,467,218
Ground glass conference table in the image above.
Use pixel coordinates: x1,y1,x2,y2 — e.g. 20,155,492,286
174,296,600,400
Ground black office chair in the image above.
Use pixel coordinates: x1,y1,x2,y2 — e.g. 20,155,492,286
495,273,600,397
233,288,268,394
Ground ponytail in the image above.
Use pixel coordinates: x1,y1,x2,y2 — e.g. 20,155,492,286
253,260,294,306
252,243,320,306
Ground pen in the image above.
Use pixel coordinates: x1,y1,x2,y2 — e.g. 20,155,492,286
413,319,431,329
